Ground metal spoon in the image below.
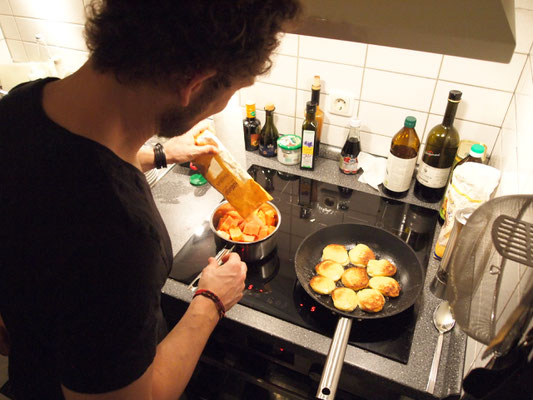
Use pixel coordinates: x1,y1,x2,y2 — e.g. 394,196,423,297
426,301,456,393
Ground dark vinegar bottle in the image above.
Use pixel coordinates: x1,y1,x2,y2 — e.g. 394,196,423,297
414,90,462,203
243,102,261,151
259,103,279,157
339,119,361,174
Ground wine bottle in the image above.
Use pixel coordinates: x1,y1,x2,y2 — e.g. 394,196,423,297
300,101,318,170
339,119,361,174
383,116,420,198
243,101,261,151
414,90,462,203
310,75,324,158
259,103,279,157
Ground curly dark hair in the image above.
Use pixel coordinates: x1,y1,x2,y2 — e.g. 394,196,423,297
85,0,300,89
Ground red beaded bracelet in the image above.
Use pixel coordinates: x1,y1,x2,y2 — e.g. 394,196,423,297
193,289,226,319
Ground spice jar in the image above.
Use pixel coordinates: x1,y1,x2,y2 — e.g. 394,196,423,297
277,135,301,165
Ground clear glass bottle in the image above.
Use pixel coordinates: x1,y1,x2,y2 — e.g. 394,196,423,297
300,101,318,170
383,116,420,198
414,90,462,202
339,119,361,175
243,102,261,151
259,103,279,157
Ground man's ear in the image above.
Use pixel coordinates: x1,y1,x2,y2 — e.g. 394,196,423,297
179,70,217,107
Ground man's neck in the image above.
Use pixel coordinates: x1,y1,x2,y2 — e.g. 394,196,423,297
42,59,169,168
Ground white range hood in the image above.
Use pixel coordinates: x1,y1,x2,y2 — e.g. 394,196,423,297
292,0,516,63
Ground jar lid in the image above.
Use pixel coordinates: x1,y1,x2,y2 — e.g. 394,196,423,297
277,134,302,150
470,143,485,156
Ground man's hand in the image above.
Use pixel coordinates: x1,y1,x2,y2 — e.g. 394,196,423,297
163,120,218,165
0,313,9,356
198,252,247,311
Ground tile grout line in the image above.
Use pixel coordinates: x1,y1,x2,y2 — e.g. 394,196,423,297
356,44,369,119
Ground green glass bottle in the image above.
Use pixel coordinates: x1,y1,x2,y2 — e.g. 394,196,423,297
300,101,318,170
414,90,462,203
259,103,279,157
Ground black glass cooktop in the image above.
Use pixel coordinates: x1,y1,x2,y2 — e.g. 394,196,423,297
169,165,438,364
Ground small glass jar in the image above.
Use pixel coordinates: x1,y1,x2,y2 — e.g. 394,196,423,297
277,134,302,165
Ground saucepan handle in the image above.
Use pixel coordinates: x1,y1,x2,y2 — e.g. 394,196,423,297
187,245,235,290
316,316,353,400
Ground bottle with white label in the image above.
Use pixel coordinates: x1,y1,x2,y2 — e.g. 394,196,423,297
383,116,420,198
414,90,462,203
300,101,318,170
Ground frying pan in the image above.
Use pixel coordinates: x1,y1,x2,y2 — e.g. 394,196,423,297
294,223,424,400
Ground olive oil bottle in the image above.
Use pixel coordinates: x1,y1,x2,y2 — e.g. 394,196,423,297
310,75,324,156
300,101,318,170
259,103,279,157
383,116,420,198
414,90,462,203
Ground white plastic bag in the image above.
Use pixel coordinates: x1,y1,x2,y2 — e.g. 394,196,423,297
434,162,500,259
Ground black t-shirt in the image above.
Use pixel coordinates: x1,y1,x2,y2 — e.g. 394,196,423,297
0,78,173,399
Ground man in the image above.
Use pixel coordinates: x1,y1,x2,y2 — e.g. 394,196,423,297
0,0,300,399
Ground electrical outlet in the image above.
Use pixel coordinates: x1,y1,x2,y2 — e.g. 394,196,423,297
328,90,354,116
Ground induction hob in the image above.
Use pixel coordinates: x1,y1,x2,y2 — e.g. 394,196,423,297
169,165,438,364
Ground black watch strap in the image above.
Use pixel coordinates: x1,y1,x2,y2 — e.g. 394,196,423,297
153,143,167,169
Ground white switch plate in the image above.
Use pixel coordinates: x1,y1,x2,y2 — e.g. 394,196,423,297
328,90,354,116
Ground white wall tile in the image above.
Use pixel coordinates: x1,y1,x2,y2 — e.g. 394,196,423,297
0,15,18,39
0,0,11,14
360,131,392,157
9,0,86,24
358,101,428,138
6,38,26,61
299,35,366,67
257,53,297,88
253,109,296,136
276,33,298,56
431,81,512,127
361,69,435,112
515,8,533,54
366,45,442,79
296,89,358,127
320,122,351,148
240,81,296,117
297,57,363,95
516,0,533,10
0,39,11,62
464,337,479,376
15,17,86,51
440,53,527,92
492,97,519,197
515,58,533,195
0,27,3,40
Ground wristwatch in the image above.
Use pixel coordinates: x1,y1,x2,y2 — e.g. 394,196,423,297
153,143,167,169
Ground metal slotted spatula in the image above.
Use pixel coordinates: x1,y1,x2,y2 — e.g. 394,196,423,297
445,195,533,353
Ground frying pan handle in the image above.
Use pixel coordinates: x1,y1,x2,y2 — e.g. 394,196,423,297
316,316,353,400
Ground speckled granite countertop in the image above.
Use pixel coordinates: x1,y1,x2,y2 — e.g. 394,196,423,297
154,151,467,400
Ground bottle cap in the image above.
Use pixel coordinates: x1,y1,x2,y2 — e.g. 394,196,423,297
470,143,485,157
189,173,207,186
264,103,275,112
448,90,462,101
306,101,316,113
312,75,321,90
404,116,417,128
350,119,361,128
